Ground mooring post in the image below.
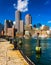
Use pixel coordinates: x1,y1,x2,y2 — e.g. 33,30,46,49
36,33,41,53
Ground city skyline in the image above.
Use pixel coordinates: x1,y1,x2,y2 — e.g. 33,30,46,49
0,0,51,27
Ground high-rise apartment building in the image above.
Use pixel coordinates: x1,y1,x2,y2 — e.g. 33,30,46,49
25,14,32,25
15,10,21,32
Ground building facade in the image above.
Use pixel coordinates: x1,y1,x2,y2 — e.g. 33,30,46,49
4,20,13,35
7,28,15,37
20,20,24,33
40,25,49,31
15,10,21,32
25,14,32,25
4,20,7,35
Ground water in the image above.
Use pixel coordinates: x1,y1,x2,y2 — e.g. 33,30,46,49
19,38,51,65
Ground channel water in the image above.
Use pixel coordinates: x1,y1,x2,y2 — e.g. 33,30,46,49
19,38,51,65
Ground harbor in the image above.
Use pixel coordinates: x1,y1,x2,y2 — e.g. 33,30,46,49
0,0,51,65
20,38,51,65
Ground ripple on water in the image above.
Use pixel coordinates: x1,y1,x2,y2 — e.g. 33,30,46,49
20,38,51,65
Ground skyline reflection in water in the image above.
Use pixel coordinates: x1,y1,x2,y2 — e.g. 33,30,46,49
20,38,51,65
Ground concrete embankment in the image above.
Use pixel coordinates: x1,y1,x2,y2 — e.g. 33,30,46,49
19,49,35,65
0,39,35,65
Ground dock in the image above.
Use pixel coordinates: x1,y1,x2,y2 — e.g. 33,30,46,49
0,39,35,65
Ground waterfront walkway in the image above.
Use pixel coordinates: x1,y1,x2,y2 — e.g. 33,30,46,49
0,39,30,65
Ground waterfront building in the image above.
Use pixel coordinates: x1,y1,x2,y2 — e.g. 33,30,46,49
0,23,4,33
40,25,49,31
4,20,13,35
7,28,15,38
4,20,13,28
15,10,21,32
47,30,51,37
16,20,24,37
8,20,13,28
25,24,32,31
1,30,4,36
20,20,24,33
25,14,32,25
4,20,7,35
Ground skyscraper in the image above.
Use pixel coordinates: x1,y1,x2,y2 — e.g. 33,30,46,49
20,20,24,33
25,14,32,25
15,10,21,32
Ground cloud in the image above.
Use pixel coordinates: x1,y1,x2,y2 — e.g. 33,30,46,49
17,0,29,12
48,20,51,23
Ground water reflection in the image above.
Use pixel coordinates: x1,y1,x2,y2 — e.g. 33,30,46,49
19,38,51,65
36,53,41,59
23,43,33,56
41,39,48,53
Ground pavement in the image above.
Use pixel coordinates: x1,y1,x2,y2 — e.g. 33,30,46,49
0,39,29,65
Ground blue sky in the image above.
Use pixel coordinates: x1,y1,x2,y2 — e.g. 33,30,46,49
0,0,51,27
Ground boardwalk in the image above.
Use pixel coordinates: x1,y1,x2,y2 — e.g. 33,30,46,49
0,39,30,65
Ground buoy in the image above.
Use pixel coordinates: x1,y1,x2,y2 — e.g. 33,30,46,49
35,46,41,53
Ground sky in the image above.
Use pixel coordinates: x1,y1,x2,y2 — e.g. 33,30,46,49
0,0,51,27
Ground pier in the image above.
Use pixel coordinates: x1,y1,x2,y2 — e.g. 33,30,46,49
0,38,35,65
